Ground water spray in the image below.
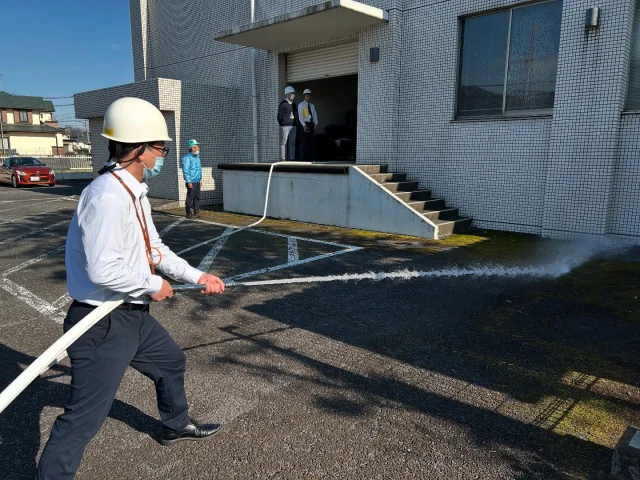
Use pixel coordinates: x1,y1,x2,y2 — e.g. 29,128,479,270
170,262,576,292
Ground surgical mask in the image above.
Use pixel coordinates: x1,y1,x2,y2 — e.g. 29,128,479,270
144,156,164,180
289,94,295,101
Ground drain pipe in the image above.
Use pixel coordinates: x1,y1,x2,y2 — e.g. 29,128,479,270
251,0,259,163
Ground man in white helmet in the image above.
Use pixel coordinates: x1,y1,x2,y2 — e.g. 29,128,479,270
298,88,318,161
37,97,225,480
277,86,297,160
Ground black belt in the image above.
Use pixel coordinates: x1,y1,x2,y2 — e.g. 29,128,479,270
71,300,149,311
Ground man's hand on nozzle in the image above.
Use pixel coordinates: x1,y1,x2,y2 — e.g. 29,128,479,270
198,273,225,295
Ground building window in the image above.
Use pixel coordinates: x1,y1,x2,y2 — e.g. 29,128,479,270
457,0,563,119
19,110,28,122
627,1,640,110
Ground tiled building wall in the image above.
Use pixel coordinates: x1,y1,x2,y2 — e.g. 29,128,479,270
543,0,635,238
396,0,555,234
610,114,640,238
116,0,640,240
357,9,402,169
395,0,638,238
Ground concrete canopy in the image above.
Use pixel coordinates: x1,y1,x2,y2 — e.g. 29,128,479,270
214,0,388,52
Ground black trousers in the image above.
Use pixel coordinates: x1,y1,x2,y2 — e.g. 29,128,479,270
299,122,315,161
37,303,190,480
185,182,201,216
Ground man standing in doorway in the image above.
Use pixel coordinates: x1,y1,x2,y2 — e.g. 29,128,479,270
182,139,202,219
278,86,297,161
298,89,318,162
37,97,224,480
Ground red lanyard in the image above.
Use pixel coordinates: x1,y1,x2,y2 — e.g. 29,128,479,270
109,172,161,274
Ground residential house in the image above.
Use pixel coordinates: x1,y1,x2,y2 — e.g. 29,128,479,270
0,91,65,156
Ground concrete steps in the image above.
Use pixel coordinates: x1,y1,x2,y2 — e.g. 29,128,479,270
358,164,472,238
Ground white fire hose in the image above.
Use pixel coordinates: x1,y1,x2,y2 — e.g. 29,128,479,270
0,161,287,415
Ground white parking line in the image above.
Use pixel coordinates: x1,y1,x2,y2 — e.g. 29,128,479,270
2,245,66,277
160,213,356,249
0,202,73,226
0,209,363,324
0,220,69,245
0,278,65,323
225,248,360,283
158,217,186,236
176,229,238,255
288,237,299,263
52,293,72,309
197,228,234,272
0,198,67,214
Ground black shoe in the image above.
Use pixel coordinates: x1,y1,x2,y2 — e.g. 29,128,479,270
161,418,221,446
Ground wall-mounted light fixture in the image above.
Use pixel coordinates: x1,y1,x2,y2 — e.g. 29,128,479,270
370,47,380,63
585,7,600,30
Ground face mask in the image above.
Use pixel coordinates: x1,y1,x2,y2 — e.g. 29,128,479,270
143,156,164,181
289,94,295,101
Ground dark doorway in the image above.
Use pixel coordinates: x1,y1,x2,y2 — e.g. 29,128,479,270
289,74,357,162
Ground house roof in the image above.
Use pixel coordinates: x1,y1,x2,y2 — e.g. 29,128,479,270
0,92,56,112
1,124,65,134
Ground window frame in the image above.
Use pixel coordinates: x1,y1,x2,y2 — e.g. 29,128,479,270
455,0,561,121
18,110,28,123
625,0,640,112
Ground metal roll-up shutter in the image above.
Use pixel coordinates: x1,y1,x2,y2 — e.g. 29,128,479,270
286,42,359,83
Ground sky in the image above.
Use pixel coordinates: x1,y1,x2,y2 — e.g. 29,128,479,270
0,0,134,127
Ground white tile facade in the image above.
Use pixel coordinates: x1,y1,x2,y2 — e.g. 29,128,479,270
74,0,640,241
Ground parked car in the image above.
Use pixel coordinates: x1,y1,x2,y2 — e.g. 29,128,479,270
0,157,56,188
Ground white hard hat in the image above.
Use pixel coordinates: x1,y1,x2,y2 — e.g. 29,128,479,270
102,97,172,143
303,89,312,95
285,86,295,95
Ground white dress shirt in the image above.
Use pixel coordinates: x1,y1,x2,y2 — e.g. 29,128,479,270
66,167,203,305
298,101,318,126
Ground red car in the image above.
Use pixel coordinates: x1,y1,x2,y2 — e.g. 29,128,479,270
0,157,56,188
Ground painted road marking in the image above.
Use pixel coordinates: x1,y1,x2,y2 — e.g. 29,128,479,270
176,229,239,256
0,278,65,323
225,248,360,283
162,213,356,249
287,237,299,263
0,202,74,226
0,198,68,214
1,211,362,324
197,227,234,272
52,293,72,309
158,217,186,237
0,220,69,246
2,245,66,278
